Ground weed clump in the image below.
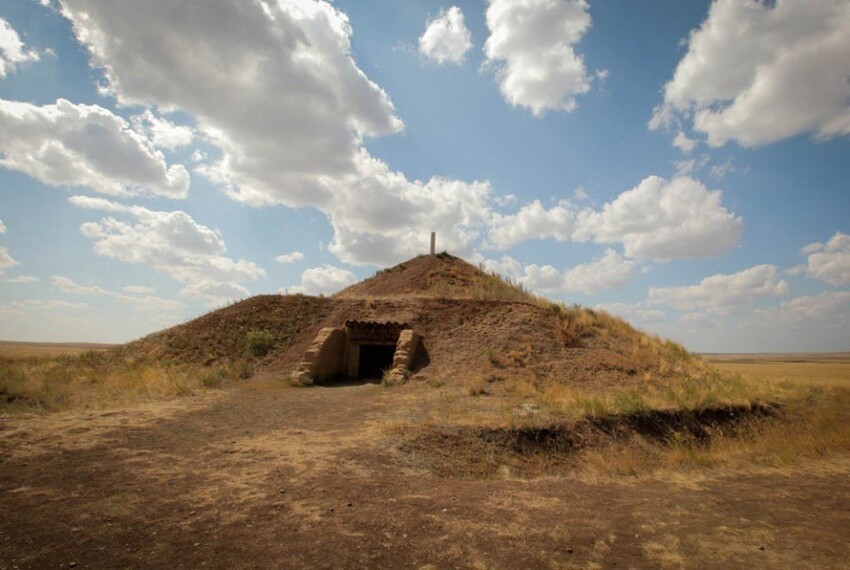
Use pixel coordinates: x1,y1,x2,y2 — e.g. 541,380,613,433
245,330,274,357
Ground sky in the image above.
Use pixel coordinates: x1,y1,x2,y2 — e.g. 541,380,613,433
0,0,848,352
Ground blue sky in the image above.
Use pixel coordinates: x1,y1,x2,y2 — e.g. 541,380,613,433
0,0,848,352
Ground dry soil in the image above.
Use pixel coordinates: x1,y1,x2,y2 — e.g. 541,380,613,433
2,380,849,569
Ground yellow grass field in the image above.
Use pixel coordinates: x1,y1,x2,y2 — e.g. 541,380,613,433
0,340,113,358
706,353,850,388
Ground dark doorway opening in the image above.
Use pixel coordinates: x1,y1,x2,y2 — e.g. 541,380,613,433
358,344,396,380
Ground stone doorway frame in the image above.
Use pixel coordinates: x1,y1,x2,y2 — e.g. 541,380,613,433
291,321,421,386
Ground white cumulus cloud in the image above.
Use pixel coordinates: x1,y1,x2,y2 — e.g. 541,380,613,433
0,246,19,276
770,290,850,323
419,6,472,65
0,99,189,198
489,175,742,261
57,0,494,267
795,232,850,287
275,251,305,264
489,199,576,249
0,17,40,78
6,275,39,284
672,131,696,154
130,110,194,151
51,275,183,311
651,0,850,147
180,281,249,307
288,265,356,296
122,285,154,295
69,195,265,288
484,0,593,116
521,249,637,295
740,290,850,350
648,264,789,314
575,176,742,260
58,0,401,207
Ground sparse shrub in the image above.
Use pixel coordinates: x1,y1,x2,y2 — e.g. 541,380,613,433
466,376,489,396
428,377,446,388
165,368,194,396
611,390,650,415
245,330,274,357
235,360,255,379
664,340,690,363
486,348,502,367
202,368,228,389
381,368,395,387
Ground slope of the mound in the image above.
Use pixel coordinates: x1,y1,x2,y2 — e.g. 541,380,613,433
120,253,707,392
334,253,533,302
120,291,704,393
257,297,705,392
123,295,335,366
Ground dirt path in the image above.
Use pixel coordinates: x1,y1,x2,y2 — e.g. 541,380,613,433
1,383,849,569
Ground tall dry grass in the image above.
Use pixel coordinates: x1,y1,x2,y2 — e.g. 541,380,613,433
576,386,850,478
0,351,242,413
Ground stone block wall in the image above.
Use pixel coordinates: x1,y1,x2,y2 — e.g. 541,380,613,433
290,327,346,385
388,329,421,385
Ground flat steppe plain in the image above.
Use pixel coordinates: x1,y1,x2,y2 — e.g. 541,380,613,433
1,348,848,569
0,341,114,358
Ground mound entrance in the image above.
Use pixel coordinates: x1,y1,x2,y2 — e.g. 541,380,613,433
291,321,422,385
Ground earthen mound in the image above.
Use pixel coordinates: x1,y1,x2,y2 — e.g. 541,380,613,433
335,253,531,302
123,254,707,391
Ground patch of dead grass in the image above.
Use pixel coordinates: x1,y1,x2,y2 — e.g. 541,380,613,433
397,361,850,479
0,351,243,413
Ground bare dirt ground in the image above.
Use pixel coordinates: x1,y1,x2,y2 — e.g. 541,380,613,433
2,380,849,569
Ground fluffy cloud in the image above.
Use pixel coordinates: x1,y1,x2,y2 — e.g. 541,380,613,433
288,265,356,296
122,285,154,295
489,175,742,261
477,250,636,296
59,0,401,207
6,275,39,284
276,251,305,264
475,254,524,281
672,131,696,154
0,17,39,78
52,275,183,311
770,290,850,323
0,300,89,316
0,99,189,197
737,290,850,350
325,159,493,265
648,264,789,314
419,6,472,65
69,195,265,287
57,0,494,267
130,110,193,151
521,249,636,295
51,275,107,295
0,246,19,275
795,232,850,287
651,0,850,147
575,176,742,260
484,0,593,116
180,281,249,307
489,199,576,249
